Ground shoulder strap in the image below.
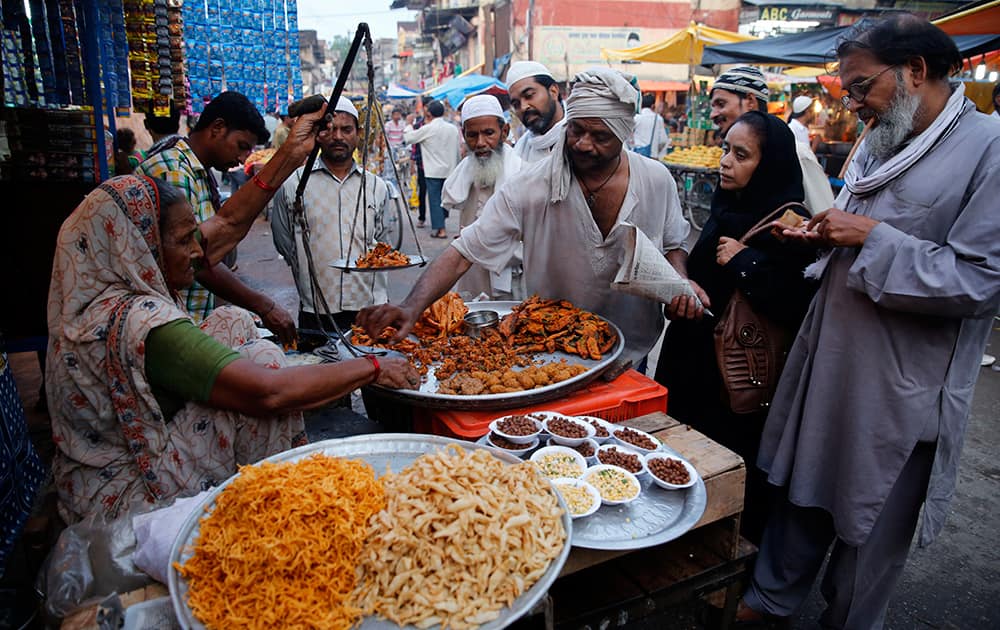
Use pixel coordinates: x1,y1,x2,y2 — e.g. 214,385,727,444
739,201,809,244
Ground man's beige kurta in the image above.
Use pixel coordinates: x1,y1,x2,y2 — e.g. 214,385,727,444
453,153,690,366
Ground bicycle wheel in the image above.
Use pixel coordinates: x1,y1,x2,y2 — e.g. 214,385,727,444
686,173,717,231
380,183,405,251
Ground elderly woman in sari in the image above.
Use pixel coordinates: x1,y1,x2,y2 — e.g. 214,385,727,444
47,107,419,523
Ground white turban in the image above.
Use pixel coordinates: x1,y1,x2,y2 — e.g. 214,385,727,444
505,61,554,88
548,67,641,203
460,94,504,124
335,95,358,119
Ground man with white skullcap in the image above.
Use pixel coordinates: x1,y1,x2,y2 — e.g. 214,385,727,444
442,94,524,299
506,60,566,163
271,95,393,331
710,67,834,213
359,68,692,372
788,95,815,146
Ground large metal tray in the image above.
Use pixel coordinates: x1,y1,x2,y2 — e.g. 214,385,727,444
353,301,625,410
168,434,573,630
477,436,706,550
330,254,429,271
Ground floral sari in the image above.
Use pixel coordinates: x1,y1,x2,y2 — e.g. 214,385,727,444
47,175,305,523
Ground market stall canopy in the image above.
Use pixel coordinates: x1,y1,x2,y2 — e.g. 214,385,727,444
701,18,1000,67
934,0,1000,36
385,83,421,99
426,74,508,108
601,22,754,65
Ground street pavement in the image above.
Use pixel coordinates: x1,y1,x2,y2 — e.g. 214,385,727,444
233,207,1000,629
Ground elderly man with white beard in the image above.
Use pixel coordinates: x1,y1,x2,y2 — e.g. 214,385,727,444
736,15,1000,629
358,68,692,373
442,94,524,299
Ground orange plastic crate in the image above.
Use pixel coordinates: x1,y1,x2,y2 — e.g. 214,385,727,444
413,369,668,439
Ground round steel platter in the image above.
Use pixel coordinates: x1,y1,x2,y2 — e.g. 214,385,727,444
351,301,625,410
330,254,429,272
476,435,706,550
168,434,573,630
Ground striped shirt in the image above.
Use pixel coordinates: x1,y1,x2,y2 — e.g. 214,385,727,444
136,138,218,322
270,161,391,314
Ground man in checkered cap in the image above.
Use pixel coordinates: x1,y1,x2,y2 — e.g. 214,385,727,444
709,66,834,213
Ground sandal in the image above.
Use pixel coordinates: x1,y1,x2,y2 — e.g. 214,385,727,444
430,230,448,238
417,221,426,228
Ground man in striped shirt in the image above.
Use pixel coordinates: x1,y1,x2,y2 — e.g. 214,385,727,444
137,92,297,342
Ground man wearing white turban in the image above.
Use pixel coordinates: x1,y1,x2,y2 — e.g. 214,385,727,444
442,94,524,299
359,68,696,372
506,61,567,163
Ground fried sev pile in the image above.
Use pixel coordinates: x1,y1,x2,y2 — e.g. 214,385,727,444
355,242,410,268
354,446,566,629
177,455,386,630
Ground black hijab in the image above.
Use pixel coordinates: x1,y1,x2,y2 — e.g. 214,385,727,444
686,111,805,306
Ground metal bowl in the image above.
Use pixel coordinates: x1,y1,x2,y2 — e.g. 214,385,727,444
463,310,499,337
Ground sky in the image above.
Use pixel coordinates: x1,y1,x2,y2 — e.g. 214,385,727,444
295,0,418,42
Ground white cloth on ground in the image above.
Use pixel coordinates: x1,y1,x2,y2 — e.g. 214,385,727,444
132,491,210,583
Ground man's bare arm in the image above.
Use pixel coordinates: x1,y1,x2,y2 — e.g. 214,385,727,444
356,247,472,342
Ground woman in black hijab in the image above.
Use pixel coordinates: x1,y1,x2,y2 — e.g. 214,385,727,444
655,111,817,543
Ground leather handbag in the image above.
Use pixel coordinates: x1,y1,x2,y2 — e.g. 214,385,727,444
713,202,808,414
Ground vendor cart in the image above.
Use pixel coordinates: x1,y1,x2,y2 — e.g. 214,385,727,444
664,163,718,232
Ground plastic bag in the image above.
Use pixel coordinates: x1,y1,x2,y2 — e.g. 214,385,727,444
42,511,153,618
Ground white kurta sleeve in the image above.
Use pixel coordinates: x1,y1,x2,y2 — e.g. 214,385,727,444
846,162,1000,319
451,187,523,274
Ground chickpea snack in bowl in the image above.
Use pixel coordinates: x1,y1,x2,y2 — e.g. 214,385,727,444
486,432,539,456
583,465,641,506
546,437,598,464
489,414,544,445
550,478,601,519
575,415,615,444
611,425,661,454
595,444,649,481
530,445,587,479
543,415,596,447
645,453,698,490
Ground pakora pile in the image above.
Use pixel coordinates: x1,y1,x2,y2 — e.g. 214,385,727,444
351,293,617,395
499,296,618,360
355,242,410,268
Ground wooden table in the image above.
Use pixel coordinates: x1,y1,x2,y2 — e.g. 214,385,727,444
519,412,755,630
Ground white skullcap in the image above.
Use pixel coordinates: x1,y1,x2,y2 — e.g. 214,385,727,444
460,94,504,124
335,95,358,119
792,95,814,114
505,61,554,87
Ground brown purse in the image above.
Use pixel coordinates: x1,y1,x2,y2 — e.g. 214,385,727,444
713,202,807,414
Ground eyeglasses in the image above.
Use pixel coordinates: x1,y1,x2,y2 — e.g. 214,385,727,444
840,66,894,108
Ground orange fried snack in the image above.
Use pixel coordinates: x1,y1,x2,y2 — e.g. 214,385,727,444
412,292,468,339
176,455,386,630
355,242,410,268
498,295,618,360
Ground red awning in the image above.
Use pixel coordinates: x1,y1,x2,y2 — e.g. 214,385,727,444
638,80,690,92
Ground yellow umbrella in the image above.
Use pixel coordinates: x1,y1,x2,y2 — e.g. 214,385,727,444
601,22,755,66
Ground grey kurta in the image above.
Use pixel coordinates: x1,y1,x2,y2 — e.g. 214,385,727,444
453,152,690,366
758,107,1000,547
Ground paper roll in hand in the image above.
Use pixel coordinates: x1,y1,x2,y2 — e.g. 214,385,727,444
612,224,714,316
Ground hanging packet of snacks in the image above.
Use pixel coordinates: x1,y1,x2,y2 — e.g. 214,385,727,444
124,0,155,103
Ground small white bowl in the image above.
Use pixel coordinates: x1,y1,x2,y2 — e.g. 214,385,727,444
543,415,597,447
611,425,662,454
644,453,698,490
595,443,649,481
486,432,538,457
575,415,616,444
524,410,565,435
529,445,587,479
583,465,641,506
550,477,601,519
546,437,599,465
489,414,543,445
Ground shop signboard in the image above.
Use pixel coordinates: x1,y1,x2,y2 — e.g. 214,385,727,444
756,5,839,25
